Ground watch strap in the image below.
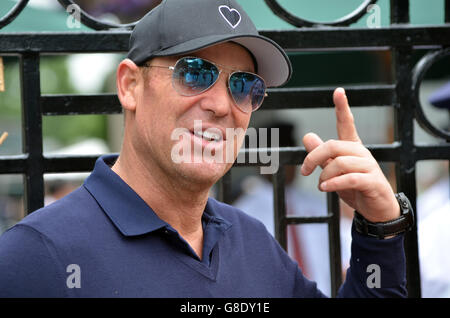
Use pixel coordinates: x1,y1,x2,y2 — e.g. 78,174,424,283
353,192,414,239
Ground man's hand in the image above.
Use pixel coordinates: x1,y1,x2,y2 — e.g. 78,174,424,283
301,88,400,223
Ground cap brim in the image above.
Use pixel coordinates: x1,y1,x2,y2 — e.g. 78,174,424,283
151,34,292,87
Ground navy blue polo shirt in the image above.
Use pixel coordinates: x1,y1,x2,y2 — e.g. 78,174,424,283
0,155,407,297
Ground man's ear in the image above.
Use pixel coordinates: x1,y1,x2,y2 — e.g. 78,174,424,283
116,59,142,112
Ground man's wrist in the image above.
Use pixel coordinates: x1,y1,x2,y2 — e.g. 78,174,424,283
353,193,414,239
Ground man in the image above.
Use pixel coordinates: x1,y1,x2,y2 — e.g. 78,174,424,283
0,0,412,297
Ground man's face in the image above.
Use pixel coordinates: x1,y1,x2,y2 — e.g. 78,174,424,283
130,42,255,187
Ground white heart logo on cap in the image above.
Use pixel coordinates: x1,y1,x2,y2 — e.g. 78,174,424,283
218,5,241,29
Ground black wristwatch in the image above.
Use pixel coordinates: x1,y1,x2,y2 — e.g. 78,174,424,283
353,192,414,239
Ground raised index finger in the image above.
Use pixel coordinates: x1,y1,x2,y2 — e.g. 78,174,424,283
334,87,361,143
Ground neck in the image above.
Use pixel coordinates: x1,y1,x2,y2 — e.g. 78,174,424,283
111,144,210,258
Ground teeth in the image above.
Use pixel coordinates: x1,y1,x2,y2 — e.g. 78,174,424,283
194,130,221,141
203,130,221,141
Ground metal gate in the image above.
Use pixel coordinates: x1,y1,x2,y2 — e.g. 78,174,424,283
1,0,450,298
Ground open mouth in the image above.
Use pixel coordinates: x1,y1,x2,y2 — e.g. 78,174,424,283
193,129,223,142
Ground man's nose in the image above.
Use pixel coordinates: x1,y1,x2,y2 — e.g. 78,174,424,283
198,74,233,117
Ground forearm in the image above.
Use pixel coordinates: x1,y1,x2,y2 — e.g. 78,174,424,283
337,223,407,298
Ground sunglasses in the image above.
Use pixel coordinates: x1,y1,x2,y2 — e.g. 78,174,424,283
143,56,267,113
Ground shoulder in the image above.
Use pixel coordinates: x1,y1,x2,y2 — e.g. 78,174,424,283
13,186,100,237
0,222,70,297
0,185,100,254
0,186,103,297
0,185,105,261
0,214,75,297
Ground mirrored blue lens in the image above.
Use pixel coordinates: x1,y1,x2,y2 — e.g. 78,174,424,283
172,57,219,96
171,57,266,112
229,72,266,112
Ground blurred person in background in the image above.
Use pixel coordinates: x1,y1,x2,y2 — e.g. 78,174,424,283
417,81,450,298
74,0,162,24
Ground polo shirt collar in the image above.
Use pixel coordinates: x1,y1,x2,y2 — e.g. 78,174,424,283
83,154,231,237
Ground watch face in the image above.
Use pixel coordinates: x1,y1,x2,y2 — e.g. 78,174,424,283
396,192,414,229
401,200,409,209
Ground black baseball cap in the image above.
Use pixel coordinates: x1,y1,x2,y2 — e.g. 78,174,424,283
127,0,292,87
